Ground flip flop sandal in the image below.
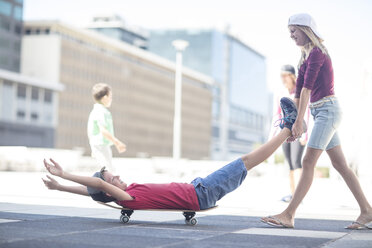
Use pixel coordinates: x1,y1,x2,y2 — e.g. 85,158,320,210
345,221,372,230
261,216,294,228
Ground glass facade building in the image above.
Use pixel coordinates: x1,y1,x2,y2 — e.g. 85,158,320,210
149,29,271,159
0,0,23,72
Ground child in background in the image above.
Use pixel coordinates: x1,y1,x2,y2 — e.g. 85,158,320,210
87,83,126,172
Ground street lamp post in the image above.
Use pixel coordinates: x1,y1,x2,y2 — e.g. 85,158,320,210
172,39,189,160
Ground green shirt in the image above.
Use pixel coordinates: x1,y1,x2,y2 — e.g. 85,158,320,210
87,103,114,146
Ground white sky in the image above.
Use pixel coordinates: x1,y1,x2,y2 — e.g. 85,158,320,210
23,0,372,97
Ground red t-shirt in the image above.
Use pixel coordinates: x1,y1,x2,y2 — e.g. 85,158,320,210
116,183,200,210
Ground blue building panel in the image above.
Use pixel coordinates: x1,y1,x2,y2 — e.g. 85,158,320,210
211,30,226,84
229,40,268,114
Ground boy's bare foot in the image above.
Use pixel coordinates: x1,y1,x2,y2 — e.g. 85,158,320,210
261,213,294,228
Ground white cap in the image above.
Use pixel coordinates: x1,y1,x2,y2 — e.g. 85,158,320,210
288,13,323,40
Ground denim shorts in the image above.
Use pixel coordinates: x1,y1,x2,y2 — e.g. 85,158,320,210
191,158,247,210
308,97,342,150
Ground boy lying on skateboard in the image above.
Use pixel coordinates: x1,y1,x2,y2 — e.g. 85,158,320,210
43,98,305,211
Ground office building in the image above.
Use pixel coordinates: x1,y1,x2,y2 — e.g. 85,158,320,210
149,29,271,160
22,21,213,159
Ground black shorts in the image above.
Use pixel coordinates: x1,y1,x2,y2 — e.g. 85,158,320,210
282,140,305,170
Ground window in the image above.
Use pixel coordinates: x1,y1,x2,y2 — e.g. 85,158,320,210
0,37,9,48
25,28,31,35
0,0,12,16
0,56,8,67
13,6,23,20
31,112,38,121
17,84,26,98
15,24,22,35
16,110,25,120
212,100,220,119
31,87,39,100
44,90,53,103
0,16,10,31
13,40,20,52
13,58,19,68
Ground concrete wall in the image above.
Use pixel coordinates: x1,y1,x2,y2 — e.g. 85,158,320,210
21,35,61,83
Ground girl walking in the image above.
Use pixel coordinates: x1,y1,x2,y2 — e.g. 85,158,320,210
262,13,372,230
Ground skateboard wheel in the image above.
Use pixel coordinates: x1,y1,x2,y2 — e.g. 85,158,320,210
185,218,197,226
120,215,130,223
190,218,197,226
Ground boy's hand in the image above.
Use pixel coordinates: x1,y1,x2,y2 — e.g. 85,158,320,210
42,175,60,190
115,141,126,153
44,158,64,177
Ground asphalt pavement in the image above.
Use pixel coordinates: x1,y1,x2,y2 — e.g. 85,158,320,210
1,202,372,248
1,163,372,248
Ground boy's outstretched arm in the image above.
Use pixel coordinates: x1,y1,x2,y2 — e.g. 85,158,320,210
42,175,89,196
43,159,133,201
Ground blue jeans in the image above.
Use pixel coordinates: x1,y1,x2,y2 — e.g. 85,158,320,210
191,158,247,210
308,97,342,150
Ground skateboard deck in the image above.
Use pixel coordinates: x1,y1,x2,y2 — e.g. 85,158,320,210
98,201,218,225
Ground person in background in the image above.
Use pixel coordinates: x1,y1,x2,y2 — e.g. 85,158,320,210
270,65,309,203
87,83,126,172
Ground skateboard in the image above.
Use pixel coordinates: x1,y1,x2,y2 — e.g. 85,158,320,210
98,201,217,226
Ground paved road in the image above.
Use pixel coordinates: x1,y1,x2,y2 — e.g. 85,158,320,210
1,202,372,248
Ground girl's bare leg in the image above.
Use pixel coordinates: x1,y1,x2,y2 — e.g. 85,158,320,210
262,147,323,227
326,145,372,228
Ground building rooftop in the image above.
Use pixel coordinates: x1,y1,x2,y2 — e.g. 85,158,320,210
86,14,149,39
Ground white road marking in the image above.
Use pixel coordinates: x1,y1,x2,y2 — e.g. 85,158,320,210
234,228,347,239
0,219,21,224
